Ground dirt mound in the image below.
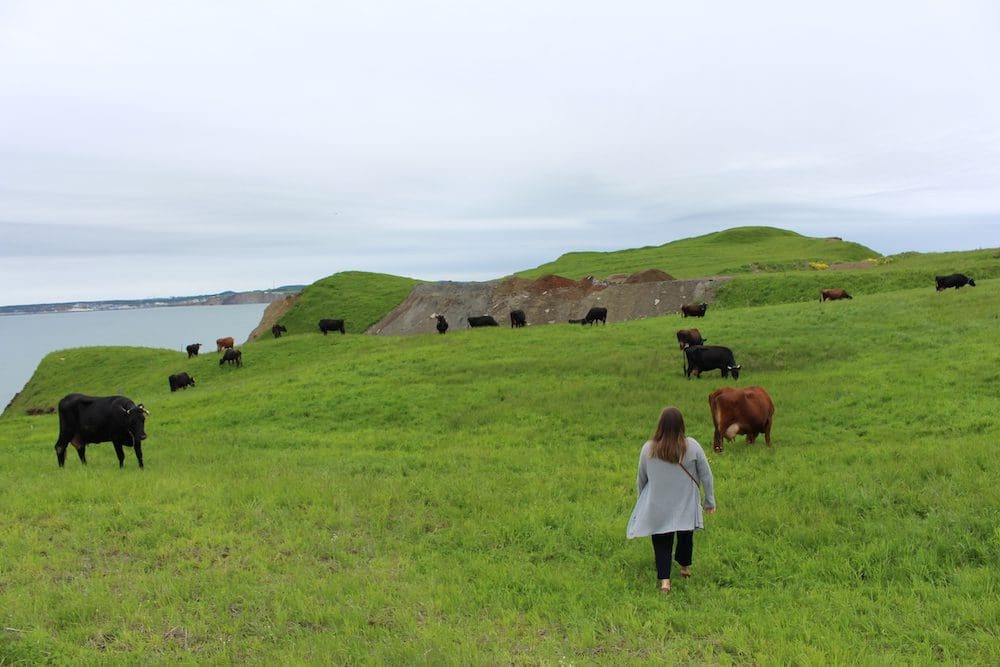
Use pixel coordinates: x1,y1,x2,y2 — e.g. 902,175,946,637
530,274,580,291
625,268,675,283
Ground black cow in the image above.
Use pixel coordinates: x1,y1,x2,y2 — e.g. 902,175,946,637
434,314,449,334
271,324,287,338
935,274,976,291
468,315,499,327
54,394,148,468
220,348,242,367
168,372,195,392
575,307,607,325
684,345,741,380
510,309,527,328
319,319,346,335
681,303,708,318
185,343,201,358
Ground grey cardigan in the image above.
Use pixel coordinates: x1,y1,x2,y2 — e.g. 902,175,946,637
627,437,716,539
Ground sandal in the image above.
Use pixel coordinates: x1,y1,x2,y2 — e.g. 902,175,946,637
680,567,691,578
659,579,671,592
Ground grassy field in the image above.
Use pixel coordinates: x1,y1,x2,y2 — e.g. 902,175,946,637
1,262,998,663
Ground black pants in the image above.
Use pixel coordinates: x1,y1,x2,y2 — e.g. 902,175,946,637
651,531,693,579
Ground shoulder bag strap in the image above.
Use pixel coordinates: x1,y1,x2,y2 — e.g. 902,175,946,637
678,462,699,488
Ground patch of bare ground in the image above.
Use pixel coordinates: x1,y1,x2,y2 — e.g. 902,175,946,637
369,271,731,335
827,259,879,270
248,293,301,341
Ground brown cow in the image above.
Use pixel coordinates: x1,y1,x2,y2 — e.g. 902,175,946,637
216,336,235,353
820,288,852,302
676,328,705,349
708,386,774,453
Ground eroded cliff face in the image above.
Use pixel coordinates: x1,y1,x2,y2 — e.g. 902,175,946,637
247,293,301,341
368,273,731,335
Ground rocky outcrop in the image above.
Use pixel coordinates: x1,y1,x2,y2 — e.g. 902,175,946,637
369,272,731,335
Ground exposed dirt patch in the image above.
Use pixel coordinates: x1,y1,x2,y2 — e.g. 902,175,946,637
827,260,879,271
247,293,301,341
369,271,731,335
624,268,675,283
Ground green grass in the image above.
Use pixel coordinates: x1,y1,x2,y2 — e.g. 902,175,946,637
516,226,879,279
2,277,998,663
515,225,1000,310
715,247,1000,309
277,270,422,335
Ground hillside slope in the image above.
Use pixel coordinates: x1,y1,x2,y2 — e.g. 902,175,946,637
240,228,999,337
1,280,996,663
517,226,879,279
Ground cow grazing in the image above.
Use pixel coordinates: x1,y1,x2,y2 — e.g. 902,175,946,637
168,372,195,392
820,288,853,302
220,348,242,367
185,343,202,358
433,314,449,334
216,337,235,353
681,303,708,318
510,309,527,328
271,324,287,338
935,274,976,291
708,386,774,453
575,306,607,325
684,345,741,380
676,328,705,350
54,394,148,468
319,319,346,335
468,315,499,327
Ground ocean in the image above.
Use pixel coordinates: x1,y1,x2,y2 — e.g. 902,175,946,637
0,303,269,408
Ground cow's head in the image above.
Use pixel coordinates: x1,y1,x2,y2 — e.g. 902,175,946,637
122,404,149,444
969,278,977,287
728,364,741,380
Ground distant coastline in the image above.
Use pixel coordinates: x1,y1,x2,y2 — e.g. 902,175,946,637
0,286,304,316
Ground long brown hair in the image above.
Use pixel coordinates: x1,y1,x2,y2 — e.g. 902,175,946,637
648,407,688,463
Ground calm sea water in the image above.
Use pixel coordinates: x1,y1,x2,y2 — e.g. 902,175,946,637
0,303,268,408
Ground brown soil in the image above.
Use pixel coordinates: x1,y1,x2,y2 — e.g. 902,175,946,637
624,268,675,283
247,293,301,341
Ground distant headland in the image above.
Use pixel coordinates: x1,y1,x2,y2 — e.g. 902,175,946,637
0,286,305,316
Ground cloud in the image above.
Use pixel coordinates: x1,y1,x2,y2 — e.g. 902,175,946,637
1,1,999,305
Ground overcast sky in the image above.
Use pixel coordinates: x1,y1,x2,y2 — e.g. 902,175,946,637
2,1,998,305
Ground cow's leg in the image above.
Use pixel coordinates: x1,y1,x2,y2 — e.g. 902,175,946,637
75,443,87,465
134,442,144,469
55,440,68,467
764,420,772,447
113,442,126,467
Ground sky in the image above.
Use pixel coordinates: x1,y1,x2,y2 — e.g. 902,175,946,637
2,1,998,306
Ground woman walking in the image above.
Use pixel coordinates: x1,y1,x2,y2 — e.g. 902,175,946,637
627,407,716,592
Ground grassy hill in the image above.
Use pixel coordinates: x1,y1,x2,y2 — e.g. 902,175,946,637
1,270,997,662
516,226,880,279
517,226,1000,308
277,271,422,336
